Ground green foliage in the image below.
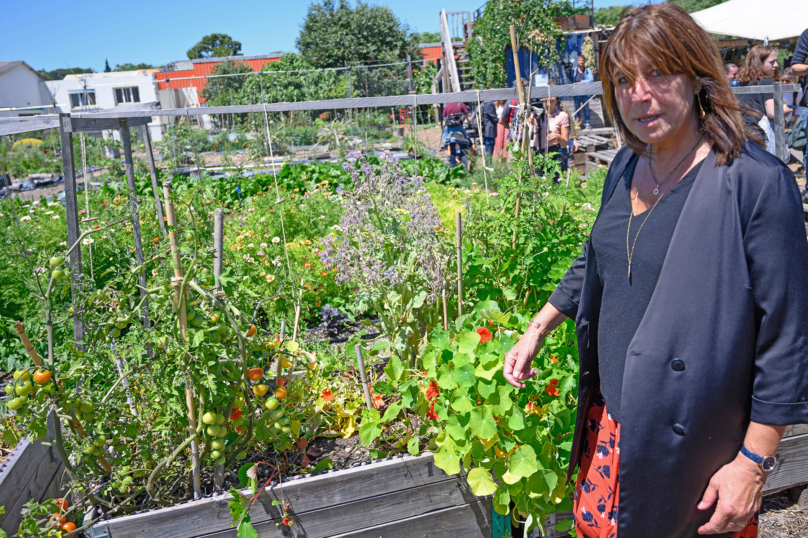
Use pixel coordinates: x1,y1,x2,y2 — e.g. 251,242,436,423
468,0,572,89
241,54,344,104
114,62,158,72
296,0,414,68
668,0,730,13
594,5,628,26
188,33,243,60
37,67,93,81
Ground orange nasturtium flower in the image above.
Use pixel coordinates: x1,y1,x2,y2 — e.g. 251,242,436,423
424,380,440,400
477,327,493,344
372,394,384,409
546,379,560,397
321,388,334,402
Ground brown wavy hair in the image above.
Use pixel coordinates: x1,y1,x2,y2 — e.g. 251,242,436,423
599,3,750,165
737,45,780,84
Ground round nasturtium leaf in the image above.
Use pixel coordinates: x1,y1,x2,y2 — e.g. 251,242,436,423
467,467,498,496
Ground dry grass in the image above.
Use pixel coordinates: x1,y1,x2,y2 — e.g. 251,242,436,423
760,490,808,538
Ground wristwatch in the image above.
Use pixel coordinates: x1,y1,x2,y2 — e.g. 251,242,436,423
740,445,777,472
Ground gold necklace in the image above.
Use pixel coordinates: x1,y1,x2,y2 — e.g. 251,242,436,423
626,139,701,279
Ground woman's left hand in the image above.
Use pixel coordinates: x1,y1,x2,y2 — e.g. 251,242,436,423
696,454,766,534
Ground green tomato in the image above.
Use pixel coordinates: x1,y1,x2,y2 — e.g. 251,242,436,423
265,398,280,411
232,416,245,428
115,319,129,329
5,383,15,395
216,427,227,438
94,435,107,447
206,424,221,437
83,446,94,455
84,411,97,421
51,269,66,280
274,421,283,430
13,370,29,382
186,309,196,322
184,231,195,242
210,450,222,459
110,327,121,339
281,426,292,434
92,447,103,457
270,409,285,421
7,397,24,411
209,312,221,324
215,413,225,426
191,315,204,328
202,412,217,425
122,476,133,484
216,323,228,336
278,416,290,426
15,380,33,397
79,402,95,414
211,439,225,450
49,256,64,268
214,456,226,466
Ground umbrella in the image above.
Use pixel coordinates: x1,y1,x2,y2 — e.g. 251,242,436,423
690,0,808,42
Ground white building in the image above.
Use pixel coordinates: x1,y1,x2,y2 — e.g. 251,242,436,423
0,61,56,119
41,70,168,141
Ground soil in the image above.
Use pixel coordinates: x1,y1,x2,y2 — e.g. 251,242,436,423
760,489,808,538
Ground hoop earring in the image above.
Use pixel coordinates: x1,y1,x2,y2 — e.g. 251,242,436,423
698,94,706,120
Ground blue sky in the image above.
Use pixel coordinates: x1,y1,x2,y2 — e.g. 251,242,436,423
6,0,634,72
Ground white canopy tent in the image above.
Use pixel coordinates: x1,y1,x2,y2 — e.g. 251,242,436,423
690,0,808,42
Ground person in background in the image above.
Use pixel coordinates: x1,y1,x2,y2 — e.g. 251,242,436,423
573,54,594,129
738,45,792,156
782,68,796,124
791,28,808,145
560,99,581,171
504,4,808,537
536,96,570,181
442,102,470,168
493,99,510,159
725,62,739,83
480,101,499,157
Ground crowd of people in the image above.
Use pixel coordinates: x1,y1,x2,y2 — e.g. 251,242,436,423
439,31,808,183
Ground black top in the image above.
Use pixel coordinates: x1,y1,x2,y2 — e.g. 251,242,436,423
482,101,499,139
793,29,808,108
590,155,704,422
739,77,775,135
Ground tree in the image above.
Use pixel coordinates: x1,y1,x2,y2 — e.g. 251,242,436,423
38,67,93,81
187,34,243,60
668,0,729,12
296,0,414,68
104,59,112,73
416,32,441,44
114,62,157,72
594,5,628,26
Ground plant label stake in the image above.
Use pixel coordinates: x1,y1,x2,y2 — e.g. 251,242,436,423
162,180,202,499
355,344,373,411
456,212,463,317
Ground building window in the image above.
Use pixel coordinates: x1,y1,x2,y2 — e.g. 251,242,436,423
69,90,96,108
114,87,141,105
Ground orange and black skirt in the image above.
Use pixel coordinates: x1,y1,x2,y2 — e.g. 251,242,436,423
573,393,759,538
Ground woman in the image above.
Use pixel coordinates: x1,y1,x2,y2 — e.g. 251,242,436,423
493,99,510,160
503,4,808,538
737,45,792,155
535,96,570,181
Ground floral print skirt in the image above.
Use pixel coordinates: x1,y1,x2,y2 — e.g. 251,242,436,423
573,392,759,538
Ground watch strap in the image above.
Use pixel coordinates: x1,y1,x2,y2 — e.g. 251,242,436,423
740,445,763,465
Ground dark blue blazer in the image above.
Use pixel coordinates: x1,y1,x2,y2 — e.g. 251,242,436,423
549,142,808,537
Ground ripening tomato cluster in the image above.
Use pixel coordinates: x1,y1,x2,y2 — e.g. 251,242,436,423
5,368,52,412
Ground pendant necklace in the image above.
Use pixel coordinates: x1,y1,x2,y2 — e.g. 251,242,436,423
626,138,701,279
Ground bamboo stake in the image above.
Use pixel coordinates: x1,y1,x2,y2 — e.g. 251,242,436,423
276,320,286,385
14,321,44,367
213,209,224,292
162,181,202,499
456,212,463,317
442,290,449,331
355,344,373,411
509,24,528,237
291,278,304,343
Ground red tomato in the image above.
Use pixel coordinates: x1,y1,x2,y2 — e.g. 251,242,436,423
61,522,77,532
247,368,264,381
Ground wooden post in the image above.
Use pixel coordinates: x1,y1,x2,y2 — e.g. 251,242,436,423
773,81,786,162
292,278,304,343
14,321,44,367
276,320,286,385
213,209,224,291
456,212,463,317
442,290,448,331
509,24,529,226
162,180,202,499
139,124,166,236
355,344,374,411
58,114,84,348
120,119,150,329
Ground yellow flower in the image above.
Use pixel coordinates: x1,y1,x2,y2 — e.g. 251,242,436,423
266,275,276,282
259,272,266,277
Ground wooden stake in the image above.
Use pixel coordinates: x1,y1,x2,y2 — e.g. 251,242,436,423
355,344,373,411
276,320,286,385
139,124,166,236
456,212,463,317
213,209,224,292
292,278,304,343
442,290,449,331
509,24,529,244
14,321,44,367
162,180,202,499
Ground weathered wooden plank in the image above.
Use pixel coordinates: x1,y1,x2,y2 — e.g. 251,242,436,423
68,116,151,133
317,501,493,538
784,424,808,438
764,432,808,494
193,476,483,538
0,115,60,136
59,115,85,346
98,454,455,538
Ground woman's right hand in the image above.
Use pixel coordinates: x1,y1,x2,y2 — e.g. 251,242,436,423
503,327,545,388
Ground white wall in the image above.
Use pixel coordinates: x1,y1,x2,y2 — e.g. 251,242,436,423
41,72,166,141
0,63,53,119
